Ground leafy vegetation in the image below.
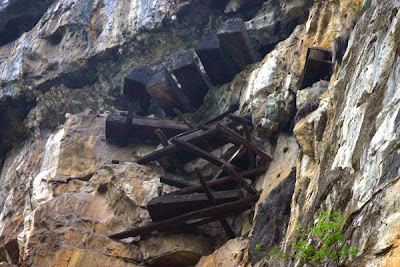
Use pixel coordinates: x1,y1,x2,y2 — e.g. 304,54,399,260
255,211,358,267
291,211,358,267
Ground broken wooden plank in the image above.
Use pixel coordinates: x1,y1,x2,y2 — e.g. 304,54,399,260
216,124,273,161
217,18,257,75
147,190,243,222
300,47,333,89
171,138,258,195
108,194,259,239
105,114,190,144
146,66,195,116
195,33,235,85
171,51,210,109
211,145,245,180
136,118,241,164
195,168,236,238
160,177,193,189
169,166,267,196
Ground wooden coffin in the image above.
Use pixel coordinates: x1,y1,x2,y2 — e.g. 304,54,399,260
146,67,195,116
217,18,257,74
106,114,190,144
195,33,234,85
300,47,333,89
171,50,210,109
147,190,243,222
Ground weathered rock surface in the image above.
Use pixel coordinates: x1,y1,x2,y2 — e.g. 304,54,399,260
1,0,400,266
285,0,400,266
196,238,249,267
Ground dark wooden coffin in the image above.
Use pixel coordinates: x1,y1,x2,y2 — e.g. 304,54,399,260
147,190,243,222
171,50,210,109
146,67,195,116
300,47,333,89
195,33,235,85
106,114,190,144
217,18,257,75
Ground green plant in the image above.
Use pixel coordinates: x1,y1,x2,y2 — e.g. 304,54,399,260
255,243,262,251
267,245,289,263
291,211,358,267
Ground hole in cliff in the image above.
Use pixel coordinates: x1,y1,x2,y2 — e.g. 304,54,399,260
47,27,66,45
283,147,289,153
0,95,36,158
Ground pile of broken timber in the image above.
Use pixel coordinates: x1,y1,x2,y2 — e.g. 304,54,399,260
108,107,273,240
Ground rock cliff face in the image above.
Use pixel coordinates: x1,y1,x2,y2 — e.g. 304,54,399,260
0,0,399,266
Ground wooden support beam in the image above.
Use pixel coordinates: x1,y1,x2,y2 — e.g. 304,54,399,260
229,115,256,169
159,177,193,189
146,67,195,116
171,50,210,109
195,33,235,85
211,145,245,181
171,138,258,195
169,166,267,196
216,124,273,161
136,118,241,165
217,18,257,74
195,168,236,239
147,190,242,222
108,194,259,240
155,129,187,175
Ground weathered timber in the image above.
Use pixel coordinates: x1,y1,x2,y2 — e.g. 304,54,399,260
135,118,241,164
211,145,245,180
169,166,267,196
146,67,195,116
147,190,242,222
300,47,333,89
217,18,257,75
171,138,258,195
171,51,210,109
123,66,154,115
196,33,235,85
155,128,186,174
216,124,273,161
108,194,259,239
106,114,190,144
195,168,236,238
229,115,256,168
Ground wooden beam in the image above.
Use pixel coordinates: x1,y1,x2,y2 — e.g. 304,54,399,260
147,190,242,222
136,118,241,165
108,194,259,240
171,138,258,195
195,168,236,239
216,124,273,161
211,145,245,180
169,166,267,196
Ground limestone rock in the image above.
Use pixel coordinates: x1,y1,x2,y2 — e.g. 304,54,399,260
140,234,215,266
296,80,329,110
196,238,249,267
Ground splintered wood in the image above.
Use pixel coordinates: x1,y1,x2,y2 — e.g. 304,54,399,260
108,107,273,240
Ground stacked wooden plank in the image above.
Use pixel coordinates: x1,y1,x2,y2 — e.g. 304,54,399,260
108,107,273,240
